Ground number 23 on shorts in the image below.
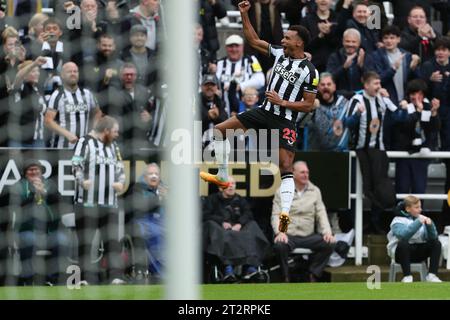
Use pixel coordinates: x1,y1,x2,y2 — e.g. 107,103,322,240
282,128,296,144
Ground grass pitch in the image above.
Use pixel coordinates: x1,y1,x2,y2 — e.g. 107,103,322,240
0,282,449,300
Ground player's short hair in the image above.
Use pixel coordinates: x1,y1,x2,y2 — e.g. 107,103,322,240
404,195,420,209
362,71,380,84
288,25,310,47
94,116,119,133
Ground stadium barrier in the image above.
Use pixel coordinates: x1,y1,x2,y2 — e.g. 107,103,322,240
350,151,450,266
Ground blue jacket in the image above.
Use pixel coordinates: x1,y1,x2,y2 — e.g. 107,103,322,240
369,48,419,105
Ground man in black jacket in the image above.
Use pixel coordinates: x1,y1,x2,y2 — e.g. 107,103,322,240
202,176,270,282
392,79,440,194
326,28,367,93
199,0,227,62
103,62,153,158
399,6,438,64
200,74,228,149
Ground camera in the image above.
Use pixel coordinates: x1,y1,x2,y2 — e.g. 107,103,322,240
48,33,57,41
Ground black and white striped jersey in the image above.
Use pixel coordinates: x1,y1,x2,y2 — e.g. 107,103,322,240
261,45,319,122
72,135,125,208
47,86,98,149
216,55,265,115
347,92,398,150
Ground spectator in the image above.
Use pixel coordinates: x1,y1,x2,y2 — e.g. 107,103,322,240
72,115,126,285
238,86,260,113
300,0,341,73
10,159,69,285
370,25,421,150
9,57,48,148
420,37,450,151
370,25,421,106
200,74,227,148
44,62,103,149
389,0,432,31
195,23,215,88
129,0,163,51
127,163,166,280
335,0,389,29
121,24,158,87
393,80,440,195
199,0,227,61
83,34,124,96
98,0,132,53
216,34,265,116
345,1,381,54
39,18,67,97
63,0,105,68
306,72,350,151
345,71,403,233
0,27,26,147
231,0,284,73
387,196,442,283
326,28,367,93
399,6,438,64
272,161,336,283
203,176,270,282
278,0,316,26
22,13,49,60
103,62,153,157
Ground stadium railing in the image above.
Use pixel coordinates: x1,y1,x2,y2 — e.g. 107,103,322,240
350,150,450,266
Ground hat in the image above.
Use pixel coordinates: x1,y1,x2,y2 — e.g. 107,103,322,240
22,159,44,174
225,34,243,46
202,74,218,86
130,24,148,36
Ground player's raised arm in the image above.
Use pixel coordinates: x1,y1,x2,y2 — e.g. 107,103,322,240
238,1,269,56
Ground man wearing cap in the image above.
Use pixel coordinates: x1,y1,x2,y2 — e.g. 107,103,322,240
216,34,265,116
129,0,161,51
200,74,228,148
272,161,335,282
10,159,70,285
121,24,158,87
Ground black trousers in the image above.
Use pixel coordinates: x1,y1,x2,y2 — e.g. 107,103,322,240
395,239,442,276
75,205,124,283
273,234,335,281
356,149,390,227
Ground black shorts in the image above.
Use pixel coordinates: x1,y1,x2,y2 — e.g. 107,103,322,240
236,107,297,152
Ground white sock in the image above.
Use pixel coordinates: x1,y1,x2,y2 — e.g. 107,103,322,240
214,138,230,181
280,173,294,213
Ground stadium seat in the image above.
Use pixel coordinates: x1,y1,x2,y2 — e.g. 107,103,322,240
388,259,427,282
